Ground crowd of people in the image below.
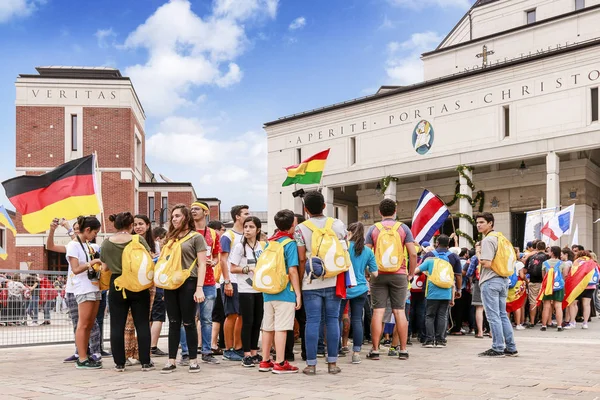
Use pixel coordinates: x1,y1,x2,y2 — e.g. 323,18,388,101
6,191,598,375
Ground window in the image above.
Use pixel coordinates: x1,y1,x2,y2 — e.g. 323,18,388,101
0,228,5,251
135,135,143,172
526,9,536,24
350,137,356,165
592,88,599,122
148,196,155,222
503,105,510,137
71,114,78,151
296,148,302,164
161,197,168,225
575,0,585,10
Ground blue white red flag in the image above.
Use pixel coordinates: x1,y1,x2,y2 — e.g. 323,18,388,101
541,204,574,241
411,189,450,245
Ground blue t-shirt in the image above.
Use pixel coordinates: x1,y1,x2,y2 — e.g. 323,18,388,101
346,242,378,299
419,258,453,300
263,238,299,304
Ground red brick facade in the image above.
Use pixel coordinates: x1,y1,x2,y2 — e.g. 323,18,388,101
16,106,65,168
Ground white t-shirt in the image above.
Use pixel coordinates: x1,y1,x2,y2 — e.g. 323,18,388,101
230,241,264,294
65,240,100,295
220,230,243,285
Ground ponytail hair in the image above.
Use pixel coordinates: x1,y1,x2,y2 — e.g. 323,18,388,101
348,221,365,256
76,215,101,232
108,212,134,231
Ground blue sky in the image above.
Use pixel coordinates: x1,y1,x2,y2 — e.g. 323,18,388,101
0,0,472,212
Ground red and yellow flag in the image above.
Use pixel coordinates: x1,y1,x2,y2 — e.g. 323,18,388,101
506,279,527,313
536,268,555,306
2,155,101,234
562,257,598,308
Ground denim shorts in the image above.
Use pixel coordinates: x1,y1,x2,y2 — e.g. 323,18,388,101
75,291,102,304
221,283,240,316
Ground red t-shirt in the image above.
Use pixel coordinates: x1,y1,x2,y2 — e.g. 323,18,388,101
198,227,221,286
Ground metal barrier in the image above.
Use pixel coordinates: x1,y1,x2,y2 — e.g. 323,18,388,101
0,269,167,348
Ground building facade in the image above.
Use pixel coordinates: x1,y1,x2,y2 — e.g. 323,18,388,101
265,0,600,251
0,66,211,270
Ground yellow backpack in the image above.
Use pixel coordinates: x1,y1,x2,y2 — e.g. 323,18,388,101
303,218,350,279
154,231,198,290
487,232,516,277
252,239,292,294
427,250,454,290
374,222,404,273
114,235,155,298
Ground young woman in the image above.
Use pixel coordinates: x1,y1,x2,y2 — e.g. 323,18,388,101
540,246,564,331
561,248,575,326
100,212,153,372
230,216,264,367
566,251,599,330
341,222,378,364
161,205,208,374
65,216,103,369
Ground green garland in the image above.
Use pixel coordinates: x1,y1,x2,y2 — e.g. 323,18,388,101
446,165,485,246
379,176,398,194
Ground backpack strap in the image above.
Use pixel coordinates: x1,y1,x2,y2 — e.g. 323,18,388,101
302,220,318,232
132,234,140,244
392,221,402,231
209,228,217,245
279,238,293,247
432,250,440,258
374,222,384,231
325,218,334,230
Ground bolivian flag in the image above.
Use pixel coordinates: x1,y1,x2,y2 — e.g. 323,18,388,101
2,155,101,234
562,257,598,308
282,149,330,187
0,205,16,236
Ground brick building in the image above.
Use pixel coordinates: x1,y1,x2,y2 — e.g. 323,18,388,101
1,66,218,271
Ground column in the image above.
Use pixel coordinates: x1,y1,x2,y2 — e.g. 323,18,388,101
458,168,473,248
383,180,397,202
546,152,560,209
322,187,335,217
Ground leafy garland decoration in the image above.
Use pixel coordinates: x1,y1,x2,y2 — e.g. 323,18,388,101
446,165,485,247
379,176,398,195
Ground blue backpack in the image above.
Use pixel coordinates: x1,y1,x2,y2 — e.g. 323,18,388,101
543,260,564,291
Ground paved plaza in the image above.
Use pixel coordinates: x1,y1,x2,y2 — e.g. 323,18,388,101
1,324,600,400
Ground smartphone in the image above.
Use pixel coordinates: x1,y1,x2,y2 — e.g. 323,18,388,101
245,278,253,286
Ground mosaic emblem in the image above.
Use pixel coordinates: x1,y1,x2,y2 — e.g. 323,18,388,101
412,120,434,155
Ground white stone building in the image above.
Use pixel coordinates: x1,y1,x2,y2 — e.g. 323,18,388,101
264,0,600,251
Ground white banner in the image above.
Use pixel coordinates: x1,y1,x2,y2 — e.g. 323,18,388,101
523,207,558,249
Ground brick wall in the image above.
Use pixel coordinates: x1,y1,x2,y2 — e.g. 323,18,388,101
16,106,65,168
209,205,220,221
83,108,132,168
16,246,46,270
101,172,134,232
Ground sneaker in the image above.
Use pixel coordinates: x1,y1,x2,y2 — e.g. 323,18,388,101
387,346,399,357
366,349,380,360
126,357,139,366
242,356,255,368
582,323,589,329
223,349,243,362
29,322,39,326
478,349,505,358
114,364,125,372
141,362,155,371
557,326,564,332
63,354,78,363
540,326,547,332
351,354,361,364
398,350,409,360
526,323,535,328
273,361,299,374
178,355,190,366
101,350,112,357
259,360,274,372
202,354,221,365
422,341,435,348
338,348,348,357
382,339,391,346
235,348,244,358
252,354,263,365
515,324,525,331
151,347,167,357
565,322,576,330
504,349,519,357
406,339,413,346
302,365,316,375
340,346,350,353
76,358,102,369
189,362,201,373
435,340,447,348
90,354,102,363
161,363,176,374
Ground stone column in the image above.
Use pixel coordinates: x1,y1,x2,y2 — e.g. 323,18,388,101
322,187,335,217
383,180,397,202
458,168,473,248
546,152,560,209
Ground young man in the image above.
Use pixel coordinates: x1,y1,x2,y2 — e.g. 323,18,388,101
295,191,346,375
259,210,302,374
191,201,222,364
365,199,417,361
420,235,463,344
285,213,307,362
476,212,518,358
220,205,249,361
524,241,548,328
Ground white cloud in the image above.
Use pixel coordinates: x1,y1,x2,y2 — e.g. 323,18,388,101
0,0,43,23
146,117,267,206
378,15,395,30
95,28,117,48
385,31,441,85
122,0,277,116
288,16,306,30
386,0,471,9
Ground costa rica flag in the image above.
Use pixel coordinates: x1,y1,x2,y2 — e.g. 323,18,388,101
411,189,450,245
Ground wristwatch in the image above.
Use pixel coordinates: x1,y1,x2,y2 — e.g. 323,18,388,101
224,280,231,285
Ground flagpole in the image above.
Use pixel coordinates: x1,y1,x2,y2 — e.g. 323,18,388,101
94,151,107,235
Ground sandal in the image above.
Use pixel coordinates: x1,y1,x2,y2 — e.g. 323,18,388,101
366,349,380,360
303,365,316,375
327,363,341,375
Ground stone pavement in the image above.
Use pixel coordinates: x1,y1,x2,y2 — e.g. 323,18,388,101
2,323,600,400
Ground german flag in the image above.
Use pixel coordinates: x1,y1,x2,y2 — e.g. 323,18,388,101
563,257,598,308
2,155,100,234
282,149,330,187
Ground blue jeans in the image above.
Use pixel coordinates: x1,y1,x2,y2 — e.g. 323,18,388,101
481,277,517,353
339,292,367,352
197,285,216,355
27,296,39,323
303,287,341,365
180,326,189,356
